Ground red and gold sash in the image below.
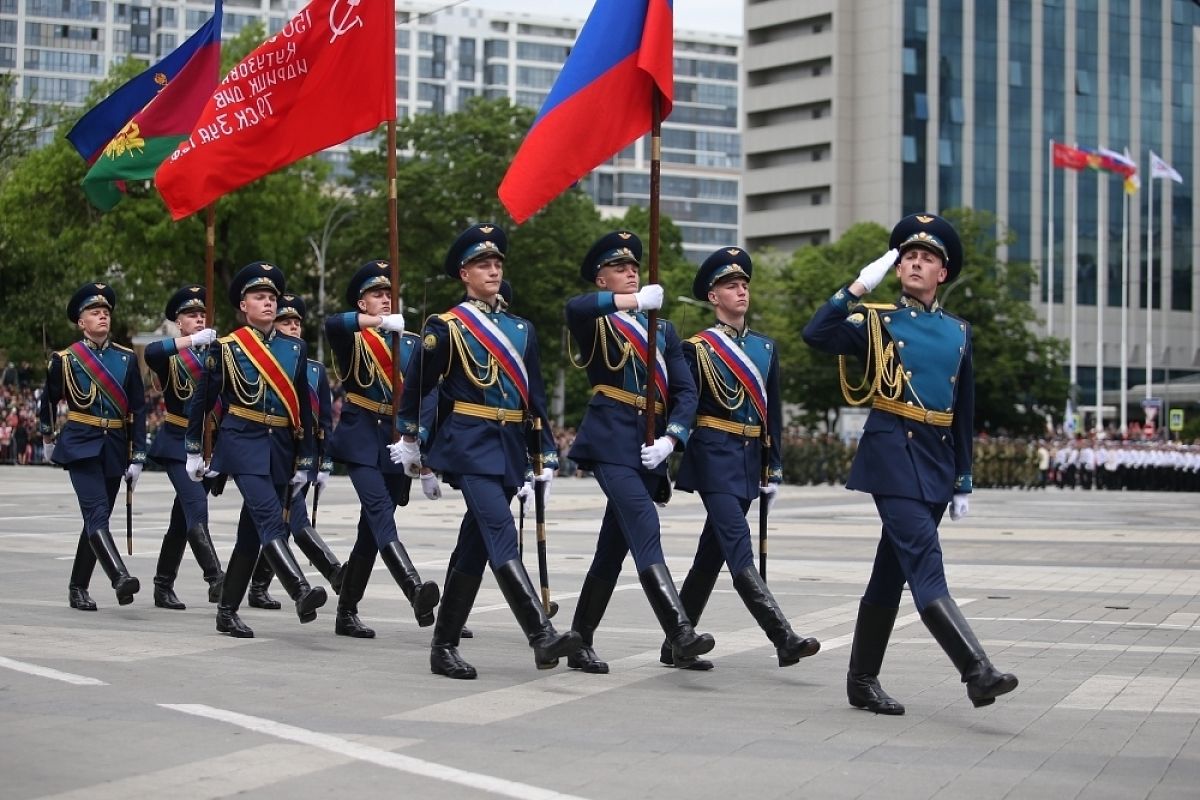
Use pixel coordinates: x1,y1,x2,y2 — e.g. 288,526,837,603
360,328,395,395
67,341,129,417
228,327,301,429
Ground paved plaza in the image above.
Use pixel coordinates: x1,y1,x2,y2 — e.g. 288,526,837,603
0,464,1197,799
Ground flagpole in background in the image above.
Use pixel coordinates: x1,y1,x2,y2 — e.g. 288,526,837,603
1119,184,1129,433
1145,162,1154,400
1069,156,1079,397
1047,139,1055,338
642,90,662,447
1095,169,1105,434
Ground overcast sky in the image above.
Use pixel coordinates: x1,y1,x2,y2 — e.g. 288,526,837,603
461,0,744,36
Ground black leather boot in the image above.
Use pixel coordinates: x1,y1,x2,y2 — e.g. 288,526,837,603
68,527,97,611
261,537,328,623
216,546,256,638
493,558,582,670
431,569,482,679
153,514,188,610
445,561,473,638
293,525,345,595
247,555,281,609
567,574,616,674
920,596,1018,707
640,564,715,666
847,600,905,715
90,527,139,605
335,552,376,638
380,540,439,626
732,566,820,666
185,522,224,603
659,569,718,670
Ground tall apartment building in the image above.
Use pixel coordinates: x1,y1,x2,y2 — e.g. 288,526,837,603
744,0,1200,410
0,0,741,264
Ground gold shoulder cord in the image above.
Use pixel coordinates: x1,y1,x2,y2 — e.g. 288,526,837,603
837,308,905,406
446,321,498,389
693,343,745,411
348,333,377,388
568,316,634,374
222,342,265,406
168,355,194,401
62,353,98,409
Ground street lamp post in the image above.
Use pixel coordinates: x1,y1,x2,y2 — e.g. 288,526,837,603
308,197,354,363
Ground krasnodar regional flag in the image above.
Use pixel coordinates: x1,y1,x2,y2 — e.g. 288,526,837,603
498,0,674,224
155,0,395,220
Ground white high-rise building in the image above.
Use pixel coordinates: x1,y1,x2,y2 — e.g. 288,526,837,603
1,0,741,263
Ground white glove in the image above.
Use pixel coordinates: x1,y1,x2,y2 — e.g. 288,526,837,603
124,463,143,489
315,470,330,489
42,442,54,464
949,493,969,521
534,466,554,503
377,313,406,333
387,438,422,478
640,436,674,470
760,482,778,513
290,470,309,487
420,471,442,500
515,481,534,504
634,284,664,312
186,453,205,481
190,328,217,348
855,248,899,293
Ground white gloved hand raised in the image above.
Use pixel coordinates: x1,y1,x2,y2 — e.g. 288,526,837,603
760,482,779,513
124,462,143,490
949,493,970,521
387,438,423,478
377,313,406,333
420,471,442,500
190,328,217,348
290,470,309,487
640,436,674,470
42,442,54,464
855,249,900,294
634,284,664,312
185,452,205,482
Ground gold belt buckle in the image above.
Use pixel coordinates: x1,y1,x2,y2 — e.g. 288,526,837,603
923,410,936,424
633,394,646,410
495,408,507,424
744,425,754,437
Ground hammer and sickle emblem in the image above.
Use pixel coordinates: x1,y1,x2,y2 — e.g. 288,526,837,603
329,0,363,44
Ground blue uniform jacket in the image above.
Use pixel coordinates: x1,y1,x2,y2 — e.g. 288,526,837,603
144,337,204,465
565,293,696,474
397,300,556,488
324,312,420,474
802,288,974,504
185,326,315,480
674,324,783,501
38,339,147,477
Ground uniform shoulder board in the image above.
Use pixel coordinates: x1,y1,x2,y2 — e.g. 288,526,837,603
859,302,898,311
217,334,237,345
686,334,705,345
111,342,133,353
435,312,456,323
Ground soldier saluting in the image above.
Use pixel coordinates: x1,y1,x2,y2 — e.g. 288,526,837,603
803,213,1017,713
40,282,146,610
185,262,326,638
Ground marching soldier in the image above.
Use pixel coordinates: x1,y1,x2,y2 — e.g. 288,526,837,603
670,247,820,670
143,286,225,609
323,261,439,638
244,293,347,616
563,230,712,675
802,213,1017,713
40,282,145,610
185,262,326,638
391,223,579,679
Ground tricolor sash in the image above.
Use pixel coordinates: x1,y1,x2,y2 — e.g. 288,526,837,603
360,328,395,395
695,328,769,425
177,347,204,385
228,327,301,429
67,341,129,417
607,313,669,407
446,303,530,408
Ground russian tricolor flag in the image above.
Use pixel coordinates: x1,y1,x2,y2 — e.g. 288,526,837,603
499,0,674,224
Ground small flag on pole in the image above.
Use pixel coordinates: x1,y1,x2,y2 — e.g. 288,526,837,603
1149,150,1184,184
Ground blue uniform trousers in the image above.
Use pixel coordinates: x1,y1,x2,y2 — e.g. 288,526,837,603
288,483,311,532
232,474,289,550
688,492,755,576
447,474,520,576
346,464,406,560
864,495,950,612
164,461,209,530
68,460,121,534
586,463,666,582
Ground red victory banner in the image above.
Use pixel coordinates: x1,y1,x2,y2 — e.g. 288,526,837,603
156,0,395,220
1051,142,1088,170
